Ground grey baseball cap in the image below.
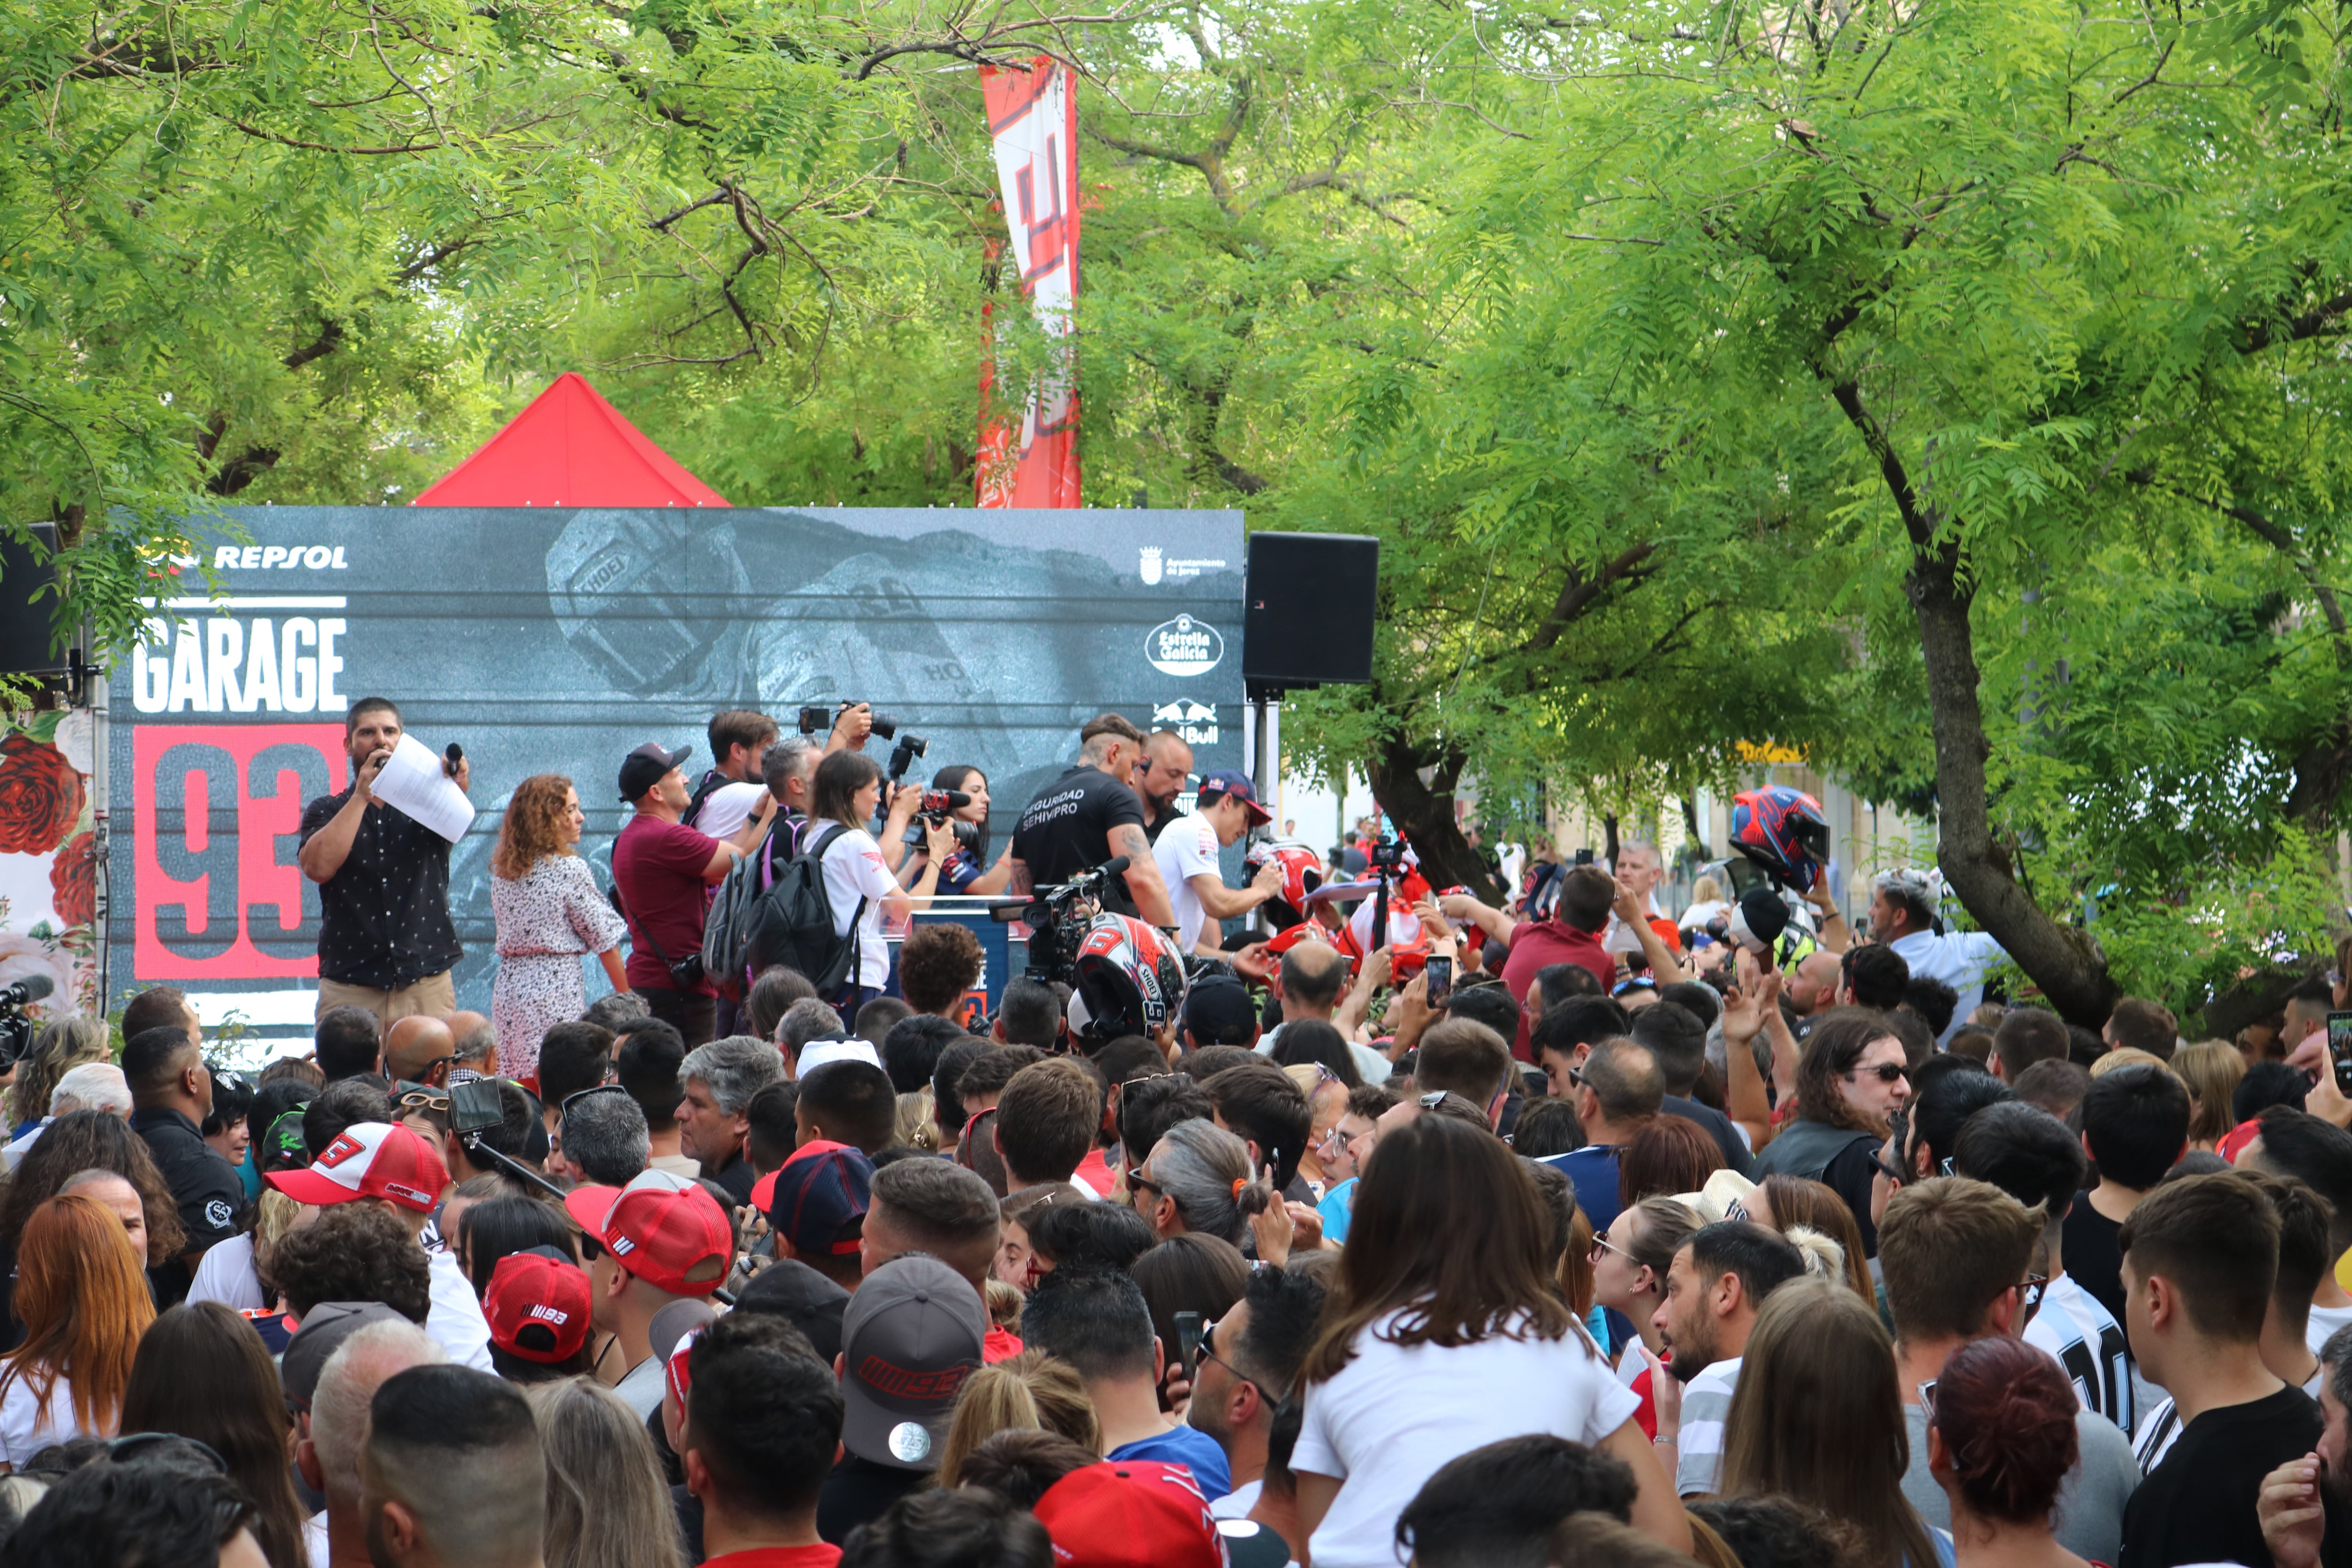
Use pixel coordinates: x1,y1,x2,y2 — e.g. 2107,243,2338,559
838,1254,985,1471
281,1301,408,1413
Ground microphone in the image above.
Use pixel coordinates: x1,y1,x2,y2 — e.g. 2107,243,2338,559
0,973,55,1007
1098,855,1130,879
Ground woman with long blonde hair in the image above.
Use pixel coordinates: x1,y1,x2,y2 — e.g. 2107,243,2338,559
0,1193,155,1467
491,773,629,1082
935,1351,1101,1487
525,1377,685,1568
2171,1042,2245,1153
1721,1277,1941,1567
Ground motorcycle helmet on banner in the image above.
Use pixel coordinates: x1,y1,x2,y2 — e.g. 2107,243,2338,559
1727,787,1832,893
1072,915,1188,1039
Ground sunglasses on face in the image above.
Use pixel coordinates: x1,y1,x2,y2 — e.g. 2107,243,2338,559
1846,1062,1907,1084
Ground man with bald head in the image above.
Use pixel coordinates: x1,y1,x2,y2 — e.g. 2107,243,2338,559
385,1015,458,1089
297,1319,445,1568
1136,729,1195,844
444,1011,497,1085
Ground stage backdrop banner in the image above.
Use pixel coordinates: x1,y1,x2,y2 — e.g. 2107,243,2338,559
108,506,1243,1041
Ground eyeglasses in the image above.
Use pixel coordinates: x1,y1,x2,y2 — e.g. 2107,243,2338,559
1127,1169,1166,1200
1844,1062,1907,1084
562,1083,631,1118
1589,1232,1636,1265
1916,1379,1939,1423
1200,1318,1290,1402
1867,1149,1907,1185
397,1088,451,1114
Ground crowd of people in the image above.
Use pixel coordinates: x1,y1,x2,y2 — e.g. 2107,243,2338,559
13,695,2352,1568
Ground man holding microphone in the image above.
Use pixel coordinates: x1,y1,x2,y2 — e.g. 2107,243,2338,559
298,697,469,1026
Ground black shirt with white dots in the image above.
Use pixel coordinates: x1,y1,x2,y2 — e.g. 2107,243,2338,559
298,787,463,990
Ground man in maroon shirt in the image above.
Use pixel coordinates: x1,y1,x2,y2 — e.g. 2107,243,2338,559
612,741,775,1048
1443,864,1619,1060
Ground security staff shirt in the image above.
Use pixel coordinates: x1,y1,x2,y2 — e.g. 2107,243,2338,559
1009,765,1147,915
131,1106,245,1305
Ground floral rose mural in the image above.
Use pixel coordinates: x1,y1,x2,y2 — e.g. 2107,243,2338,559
0,734,83,857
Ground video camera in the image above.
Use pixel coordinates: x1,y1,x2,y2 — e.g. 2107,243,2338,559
0,973,51,1075
990,856,1131,987
797,702,900,741
1366,835,1410,874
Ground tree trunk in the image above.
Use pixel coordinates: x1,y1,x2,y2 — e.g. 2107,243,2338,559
1365,732,1507,903
1907,546,2119,1026
1825,374,2119,1024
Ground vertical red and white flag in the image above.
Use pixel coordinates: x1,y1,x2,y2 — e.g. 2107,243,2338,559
976,57,1080,508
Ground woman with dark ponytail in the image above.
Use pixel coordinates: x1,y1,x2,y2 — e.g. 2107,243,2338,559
1926,1335,2087,1568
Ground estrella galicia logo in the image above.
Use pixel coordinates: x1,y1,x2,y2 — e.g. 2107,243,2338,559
1139,546,1164,585
1145,615,1223,677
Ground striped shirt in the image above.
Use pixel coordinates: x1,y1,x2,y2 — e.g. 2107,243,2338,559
1675,1356,1741,1497
2024,1273,2134,1433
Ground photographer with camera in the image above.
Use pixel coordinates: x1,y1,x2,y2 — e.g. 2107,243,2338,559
1004,714,1176,928
803,749,957,1011
1151,770,1287,958
682,709,779,841
896,764,1004,894
612,741,778,1048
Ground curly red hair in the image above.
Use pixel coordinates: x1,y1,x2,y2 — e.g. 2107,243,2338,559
493,773,579,880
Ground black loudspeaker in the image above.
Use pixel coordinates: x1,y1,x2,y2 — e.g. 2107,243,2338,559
0,525,65,677
1244,531,1379,692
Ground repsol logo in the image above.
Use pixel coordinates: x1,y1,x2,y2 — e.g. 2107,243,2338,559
214,545,350,570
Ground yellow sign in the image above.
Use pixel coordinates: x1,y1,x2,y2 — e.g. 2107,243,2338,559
1736,740,1807,764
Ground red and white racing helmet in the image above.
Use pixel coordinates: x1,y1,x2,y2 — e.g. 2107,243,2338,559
1071,915,1189,1039
1243,844,1325,931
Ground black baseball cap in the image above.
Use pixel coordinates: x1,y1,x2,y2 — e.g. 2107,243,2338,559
619,741,691,803
1181,973,1256,1046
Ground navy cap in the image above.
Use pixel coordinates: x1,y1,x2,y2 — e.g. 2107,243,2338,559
765,1139,874,1260
1196,768,1271,825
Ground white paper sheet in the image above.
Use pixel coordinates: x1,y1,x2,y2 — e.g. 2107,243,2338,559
370,734,475,844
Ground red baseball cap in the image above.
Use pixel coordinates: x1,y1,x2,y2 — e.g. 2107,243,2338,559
264,1122,449,1213
1033,1461,1227,1568
563,1169,732,1297
483,1247,592,1364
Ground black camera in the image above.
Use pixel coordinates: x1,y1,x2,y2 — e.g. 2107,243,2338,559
1367,836,1410,873
887,732,929,784
797,702,899,741
921,788,971,819
991,857,1130,987
0,973,54,1075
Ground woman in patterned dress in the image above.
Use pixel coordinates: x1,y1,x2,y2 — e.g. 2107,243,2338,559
490,775,628,1083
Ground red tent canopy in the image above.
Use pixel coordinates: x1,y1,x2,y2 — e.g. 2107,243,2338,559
411,373,728,507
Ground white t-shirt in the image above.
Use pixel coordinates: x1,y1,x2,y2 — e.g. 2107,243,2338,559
1293,1311,1637,1568
1153,812,1224,954
692,782,770,842
2307,1301,2352,1357
818,826,901,991
1889,928,2006,1043
0,1368,87,1466
425,1249,494,1372
188,1232,267,1311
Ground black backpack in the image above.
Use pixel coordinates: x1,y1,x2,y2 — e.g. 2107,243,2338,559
740,823,866,997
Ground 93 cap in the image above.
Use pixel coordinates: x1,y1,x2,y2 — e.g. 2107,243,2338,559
1195,768,1271,826
484,1246,592,1364
839,1254,985,1471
